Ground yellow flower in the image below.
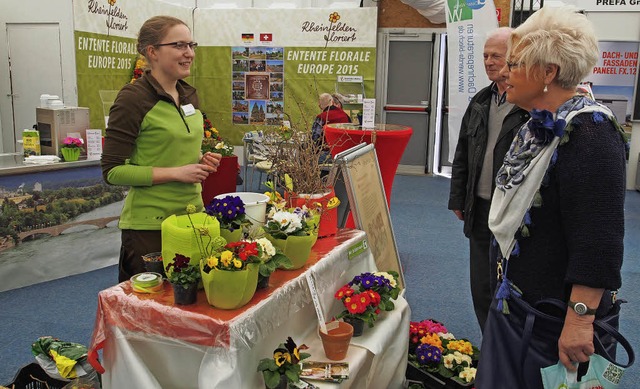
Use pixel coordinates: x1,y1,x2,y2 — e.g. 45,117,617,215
273,351,291,366
447,340,474,355
329,12,340,23
233,259,242,268
108,0,116,6
206,256,219,268
421,333,443,351
220,250,233,267
186,204,197,214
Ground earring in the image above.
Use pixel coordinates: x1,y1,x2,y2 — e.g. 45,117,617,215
543,84,548,93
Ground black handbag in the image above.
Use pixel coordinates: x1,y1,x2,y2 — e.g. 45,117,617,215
475,278,635,389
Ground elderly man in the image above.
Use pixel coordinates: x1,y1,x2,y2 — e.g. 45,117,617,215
447,27,529,332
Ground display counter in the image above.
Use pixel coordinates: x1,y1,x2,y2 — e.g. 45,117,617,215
88,229,410,388
0,153,99,177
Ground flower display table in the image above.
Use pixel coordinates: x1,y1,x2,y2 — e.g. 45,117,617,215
88,229,410,388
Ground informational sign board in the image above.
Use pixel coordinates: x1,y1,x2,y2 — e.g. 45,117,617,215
335,143,405,290
634,58,640,121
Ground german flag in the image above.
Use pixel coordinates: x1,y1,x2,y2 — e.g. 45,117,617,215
241,33,254,42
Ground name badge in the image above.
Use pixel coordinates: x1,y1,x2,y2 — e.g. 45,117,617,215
181,104,196,116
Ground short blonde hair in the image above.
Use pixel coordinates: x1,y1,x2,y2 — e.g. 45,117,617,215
509,6,598,89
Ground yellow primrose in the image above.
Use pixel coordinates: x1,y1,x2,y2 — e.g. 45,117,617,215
206,256,219,268
233,259,242,268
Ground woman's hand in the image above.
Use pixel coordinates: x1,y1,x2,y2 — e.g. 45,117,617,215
200,152,223,171
558,312,595,371
558,285,603,371
152,164,215,184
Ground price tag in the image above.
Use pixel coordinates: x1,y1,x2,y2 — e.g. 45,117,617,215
85,129,103,160
362,98,376,128
306,273,327,334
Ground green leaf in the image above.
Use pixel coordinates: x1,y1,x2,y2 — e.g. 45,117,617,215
285,368,298,383
263,370,280,389
257,359,272,372
438,365,454,378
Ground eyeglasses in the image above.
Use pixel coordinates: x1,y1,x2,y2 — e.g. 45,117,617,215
155,41,198,51
506,60,523,72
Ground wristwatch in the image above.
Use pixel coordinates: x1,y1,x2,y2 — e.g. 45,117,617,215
568,301,597,316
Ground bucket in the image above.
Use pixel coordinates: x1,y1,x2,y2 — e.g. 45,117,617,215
214,192,269,227
286,189,338,237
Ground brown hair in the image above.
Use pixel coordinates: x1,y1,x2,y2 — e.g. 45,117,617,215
137,16,189,58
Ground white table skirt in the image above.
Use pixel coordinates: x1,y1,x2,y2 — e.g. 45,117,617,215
90,229,410,388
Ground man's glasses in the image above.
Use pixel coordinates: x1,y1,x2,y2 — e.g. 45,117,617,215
506,60,522,72
155,41,198,51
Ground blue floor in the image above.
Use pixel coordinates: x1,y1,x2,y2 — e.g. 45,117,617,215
0,174,638,386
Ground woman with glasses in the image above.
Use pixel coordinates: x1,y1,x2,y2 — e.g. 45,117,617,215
102,16,222,282
476,6,627,387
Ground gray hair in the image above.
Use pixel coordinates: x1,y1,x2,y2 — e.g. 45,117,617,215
331,93,346,107
486,26,512,43
509,6,598,89
318,93,333,110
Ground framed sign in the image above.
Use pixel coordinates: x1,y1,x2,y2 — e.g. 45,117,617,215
336,143,405,290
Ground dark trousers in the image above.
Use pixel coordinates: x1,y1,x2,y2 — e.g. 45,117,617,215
468,198,492,333
118,229,162,283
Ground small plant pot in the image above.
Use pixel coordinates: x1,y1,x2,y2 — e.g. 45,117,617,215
266,233,317,270
142,252,165,277
319,321,353,360
201,263,259,309
265,374,288,389
171,282,198,305
220,227,243,244
61,147,81,162
257,274,270,289
343,316,365,337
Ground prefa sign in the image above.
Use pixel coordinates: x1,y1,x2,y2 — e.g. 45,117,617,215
577,0,640,11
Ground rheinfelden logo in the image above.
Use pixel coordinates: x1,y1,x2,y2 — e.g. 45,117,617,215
87,0,129,36
301,12,357,48
447,0,473,23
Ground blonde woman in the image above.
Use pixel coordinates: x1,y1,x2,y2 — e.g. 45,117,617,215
476,6,627,387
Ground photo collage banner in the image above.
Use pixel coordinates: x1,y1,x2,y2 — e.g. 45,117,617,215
72,1,377,145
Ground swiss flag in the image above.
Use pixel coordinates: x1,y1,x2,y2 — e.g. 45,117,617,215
260,33,273,42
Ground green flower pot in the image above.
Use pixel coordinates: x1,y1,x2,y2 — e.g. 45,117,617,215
201,263,259,309
220,227,243,245
266,233,318,270
61,147,80,162
161,212,220,271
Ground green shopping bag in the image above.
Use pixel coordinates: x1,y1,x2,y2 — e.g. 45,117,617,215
541,354,625,389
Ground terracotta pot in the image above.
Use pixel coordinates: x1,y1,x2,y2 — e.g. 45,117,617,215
171,282,198,305
201,155,238,205
343,316,365,337
319,321,354,360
